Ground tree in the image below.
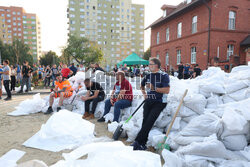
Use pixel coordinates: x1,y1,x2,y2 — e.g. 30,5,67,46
0,39,33,65
63,35,103,65
143,48,151,60
39,51,59,66
11,38,31,64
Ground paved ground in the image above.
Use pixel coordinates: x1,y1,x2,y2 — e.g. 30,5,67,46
0,94,128,166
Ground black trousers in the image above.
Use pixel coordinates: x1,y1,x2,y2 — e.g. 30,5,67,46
85,95,105,114
135,99,167,145
11,76,16,91
21,76,29,91
4,80,11,98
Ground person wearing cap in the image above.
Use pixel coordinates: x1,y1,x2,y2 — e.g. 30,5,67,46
44,74,73,114
98,71,133,122
131,58,170,150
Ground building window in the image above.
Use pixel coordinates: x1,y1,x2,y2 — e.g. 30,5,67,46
156,32,160,44
166,27,169,41
227,44,234,60
166,52,169,65
177,22,182,38
177,50,181,64
192,16,197,33
156,54,160,59
228,11,236,30
191,47,196,64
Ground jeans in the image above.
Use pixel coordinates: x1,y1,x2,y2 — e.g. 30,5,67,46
52,75,56,87
85,95,105,114
135,99,167,145
103,98,132,122
3,80,11,98
21,77,29,92
11,76,16,91
44,77,51,87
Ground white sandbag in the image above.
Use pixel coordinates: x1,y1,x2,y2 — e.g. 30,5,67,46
154,113,171,129
23,110,95,152
186,160,210,167
52,141,162,167
17,160,48,167
184,94,207,114
222,95,236,104
206,94,223,109
240,146,250,161
107,122,119,133
180,113,222,137
165,132,180,151
222,135,248,151
222,108,247,132
227,88,250,101
147,128,165,148
200,82,226,94
221,122,249,138
94,101,105,118
8,93,46,116
104,113,114,123
216,160,250,167
224,80,249,94
174,134,205,146
182,115,199,123
162,149,184,167
0,149,25,167
176,134,236,160
166,117,182,131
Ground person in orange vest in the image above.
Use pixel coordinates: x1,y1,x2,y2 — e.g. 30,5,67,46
44,74,73,114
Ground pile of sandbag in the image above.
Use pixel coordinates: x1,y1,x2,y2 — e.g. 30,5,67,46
51,141,162,167
107,66,250,166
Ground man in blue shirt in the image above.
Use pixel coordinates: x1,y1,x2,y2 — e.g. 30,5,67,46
184,63,190,79
131,58,170,150
69,63,77,76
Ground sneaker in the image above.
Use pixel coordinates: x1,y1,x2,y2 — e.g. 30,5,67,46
82,112,90,119
86,114,95,120
131,141,147,151
4,97,12,101
97,117,105,122
44,107,53,115
25,90,28,93
0,97,2,100
57,107,61,112
17,90,23,94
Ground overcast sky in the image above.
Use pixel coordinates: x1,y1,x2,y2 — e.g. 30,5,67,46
1,0,183,55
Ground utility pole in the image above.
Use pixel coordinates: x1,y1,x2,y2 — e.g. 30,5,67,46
0,50,2,65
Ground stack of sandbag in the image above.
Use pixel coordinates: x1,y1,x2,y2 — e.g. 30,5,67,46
107,66,250,167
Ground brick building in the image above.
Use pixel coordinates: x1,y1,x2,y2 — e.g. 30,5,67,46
0,6,42,62
146,0,250,71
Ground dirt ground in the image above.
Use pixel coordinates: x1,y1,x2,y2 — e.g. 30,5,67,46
0,94,153,166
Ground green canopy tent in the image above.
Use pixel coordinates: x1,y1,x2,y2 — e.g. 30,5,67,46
117,53,149,66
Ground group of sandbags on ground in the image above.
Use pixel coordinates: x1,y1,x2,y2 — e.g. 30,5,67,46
108,66,250,167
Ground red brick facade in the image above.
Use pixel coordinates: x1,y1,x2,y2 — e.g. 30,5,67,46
149,0,250,71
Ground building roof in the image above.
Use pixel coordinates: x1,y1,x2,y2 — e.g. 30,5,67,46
240,35,250,46
145,0,209,30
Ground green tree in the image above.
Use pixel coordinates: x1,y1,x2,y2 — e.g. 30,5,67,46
0,39,33,65
143,48,151,60
39,51,59,66
63,35,103,65
11,38,32,64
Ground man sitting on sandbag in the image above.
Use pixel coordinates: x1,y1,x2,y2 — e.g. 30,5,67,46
81,78,105,120
98,71,133,122
131,58,170,150
44,74,74,114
